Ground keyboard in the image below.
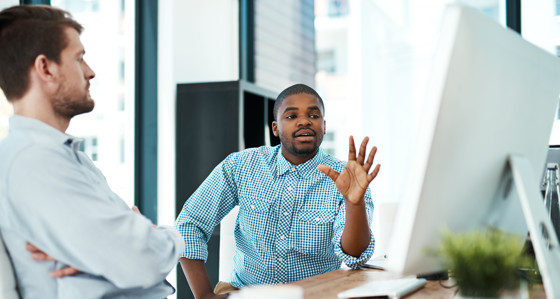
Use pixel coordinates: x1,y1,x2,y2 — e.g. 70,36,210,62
337,277,427,299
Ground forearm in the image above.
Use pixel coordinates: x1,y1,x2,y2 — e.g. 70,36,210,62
180,258,224,299
340,199,371,257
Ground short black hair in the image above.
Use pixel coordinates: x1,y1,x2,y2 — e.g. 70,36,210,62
273,83,324,120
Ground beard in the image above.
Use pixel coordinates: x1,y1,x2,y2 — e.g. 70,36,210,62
279,132,323,158
287,141,319,156
51,83,95,119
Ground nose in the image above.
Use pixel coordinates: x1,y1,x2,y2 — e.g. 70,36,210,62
297,116,312,126
83,60,96,80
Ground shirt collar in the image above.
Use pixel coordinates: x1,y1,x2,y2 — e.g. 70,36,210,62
276,146,325,178
9,115,77,147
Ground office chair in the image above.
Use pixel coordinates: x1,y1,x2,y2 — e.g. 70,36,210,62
0,233,19,299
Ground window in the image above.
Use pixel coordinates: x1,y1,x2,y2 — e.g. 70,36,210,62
51,0,135,205
314,0,506,204
317,50,336,73
521,1,560,145
0,90,11,141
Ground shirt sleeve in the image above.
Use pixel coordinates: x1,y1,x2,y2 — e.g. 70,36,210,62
175,153,239,261
6,146,184,289
331,188,375,269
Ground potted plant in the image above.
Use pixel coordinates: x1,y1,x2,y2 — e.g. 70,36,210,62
438,228,534,298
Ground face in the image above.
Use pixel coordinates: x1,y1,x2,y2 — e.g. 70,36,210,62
50,27,96,119
272,93,325,165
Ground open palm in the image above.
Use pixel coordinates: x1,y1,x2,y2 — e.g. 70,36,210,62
318,136,380,204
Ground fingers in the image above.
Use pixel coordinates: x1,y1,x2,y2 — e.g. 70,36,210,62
50,266,79,278
25,242,39,252
368,164,381,182
318,164,339,182
26,242,56,261
356,137,369,165
131,206,141,215
30,251,57,261
363,146,377,172
26,242,80,278
348,135,356,161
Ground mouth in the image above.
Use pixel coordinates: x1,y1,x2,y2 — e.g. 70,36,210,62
293,128,316,142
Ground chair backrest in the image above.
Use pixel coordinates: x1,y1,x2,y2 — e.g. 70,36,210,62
0,233,19,299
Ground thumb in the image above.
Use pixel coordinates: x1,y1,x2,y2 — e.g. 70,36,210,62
318,164,339,182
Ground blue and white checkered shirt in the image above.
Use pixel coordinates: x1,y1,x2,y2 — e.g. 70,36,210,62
175,145,375,288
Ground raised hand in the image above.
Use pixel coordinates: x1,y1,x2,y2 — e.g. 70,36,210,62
26,242,80,278
318,136,380,204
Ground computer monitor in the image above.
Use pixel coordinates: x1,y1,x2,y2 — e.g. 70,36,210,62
385,3,560,295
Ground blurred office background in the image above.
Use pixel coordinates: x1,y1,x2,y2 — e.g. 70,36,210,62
0,0,559,298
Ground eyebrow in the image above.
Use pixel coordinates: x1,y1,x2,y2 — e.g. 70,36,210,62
282,106,322,114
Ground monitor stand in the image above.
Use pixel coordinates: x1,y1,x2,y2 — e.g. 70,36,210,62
510,155,560,298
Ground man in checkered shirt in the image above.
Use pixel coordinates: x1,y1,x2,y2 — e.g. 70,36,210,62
175,83,381,299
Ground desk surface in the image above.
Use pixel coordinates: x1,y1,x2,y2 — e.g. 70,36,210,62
289,268,547,299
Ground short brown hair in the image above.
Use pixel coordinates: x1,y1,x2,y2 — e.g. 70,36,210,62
0,5,83,101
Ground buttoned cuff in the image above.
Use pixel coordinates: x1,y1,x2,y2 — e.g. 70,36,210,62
177,226,209,261
334,231,375,269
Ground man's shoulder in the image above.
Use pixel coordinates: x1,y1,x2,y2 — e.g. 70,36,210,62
0,132,34,173
229,145,278,162
0,131,64,178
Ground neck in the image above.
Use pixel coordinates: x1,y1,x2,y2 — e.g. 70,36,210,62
281,147,319,165
12,91,70,133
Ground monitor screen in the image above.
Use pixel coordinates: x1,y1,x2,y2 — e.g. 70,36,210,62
386,4,560,277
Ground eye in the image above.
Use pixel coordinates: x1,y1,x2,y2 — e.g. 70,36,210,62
310,114,320,119
286,114,296,119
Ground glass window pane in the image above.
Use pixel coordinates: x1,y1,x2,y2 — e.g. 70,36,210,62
51,0,136,205
314,0,505,203
521,1,560,145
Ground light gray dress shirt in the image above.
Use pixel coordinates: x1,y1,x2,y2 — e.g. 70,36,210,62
0,115,184,299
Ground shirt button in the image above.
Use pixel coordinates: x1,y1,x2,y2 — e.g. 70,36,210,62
291,167,296,172
280,235,285,240
278,282,284,285
283,212,289,216
315,217,321,221
250,205,255,209
278,257,283,262
287,187,293,191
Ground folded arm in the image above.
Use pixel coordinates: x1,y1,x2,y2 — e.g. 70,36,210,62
8,148,184,288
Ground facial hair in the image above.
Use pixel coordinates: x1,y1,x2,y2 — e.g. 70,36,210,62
279,127,323,158
51,81,94,119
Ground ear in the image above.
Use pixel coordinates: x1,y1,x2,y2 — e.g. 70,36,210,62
32,54,57,83
272,121,279,137
323,120,326,135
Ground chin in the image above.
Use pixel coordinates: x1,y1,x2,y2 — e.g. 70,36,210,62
294,146,318,156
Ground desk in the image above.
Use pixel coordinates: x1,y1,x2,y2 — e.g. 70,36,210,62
289,268,456,299
289,268,547,299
